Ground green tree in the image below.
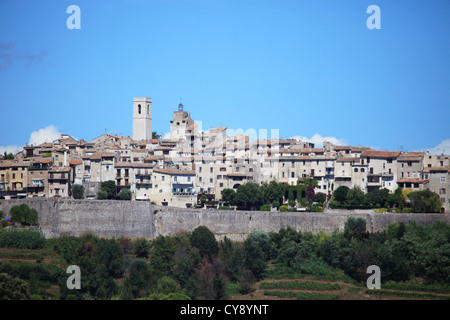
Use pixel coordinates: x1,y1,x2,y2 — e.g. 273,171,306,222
243,236,266,280
3,151,14,160
94,238,124,278
234,182,263,209
221,188,236,204
100,180,117,199
190,226,218,259
119,188,132,200
10,204,38,226
200,194,207,207
408,189,442,213
246,230,272,260
343,216,368,240
261,180,285,204
0,273,29,300
154,276,183,296
333,186,349,203
72,184,85,199
126,259,151,298
368,188,390,207
345,186,365,206
133,238,150,259
152,131,161,139
314,193,326,205
97,189,108,200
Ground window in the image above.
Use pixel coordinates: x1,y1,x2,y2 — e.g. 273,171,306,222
441,177,446,184
440,188,446,195
361,168,365,172
199,177,202,182
199,167,202,173
210,178,213,183
354,168,358,172
138,104,141,114
162,176,165,181
188,176,191,182
291,172,294,178
147,105,150,114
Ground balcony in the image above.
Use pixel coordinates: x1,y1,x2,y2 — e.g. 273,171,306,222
136,170,151,176
136,179,152,185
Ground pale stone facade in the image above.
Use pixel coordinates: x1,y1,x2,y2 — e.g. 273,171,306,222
132,97,152,142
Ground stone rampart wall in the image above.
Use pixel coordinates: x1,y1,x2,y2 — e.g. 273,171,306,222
1,199,448,240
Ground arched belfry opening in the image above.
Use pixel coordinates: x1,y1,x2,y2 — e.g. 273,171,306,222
133,97,152,141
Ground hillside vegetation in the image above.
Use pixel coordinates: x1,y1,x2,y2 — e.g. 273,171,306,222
1,209,450,300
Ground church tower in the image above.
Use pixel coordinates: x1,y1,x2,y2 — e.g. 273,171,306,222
133,97,152,141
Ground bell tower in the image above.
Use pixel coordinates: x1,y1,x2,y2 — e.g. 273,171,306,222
133,97,152,141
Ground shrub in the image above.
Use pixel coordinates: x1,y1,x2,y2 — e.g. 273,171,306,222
190,226,218,259
10,204,38,226
72,184,85,199
279,205,288,212
97,189,108,200
0,229,46,249
259,204,271,211
218,206,233,210
119,188,132,200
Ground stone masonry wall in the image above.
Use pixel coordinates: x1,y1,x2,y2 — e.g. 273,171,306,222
0,199,449,240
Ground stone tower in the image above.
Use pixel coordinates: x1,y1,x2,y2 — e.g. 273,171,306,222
170,102,195,140
133,97,152,141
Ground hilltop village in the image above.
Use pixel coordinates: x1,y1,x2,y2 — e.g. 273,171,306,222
1,97,449,213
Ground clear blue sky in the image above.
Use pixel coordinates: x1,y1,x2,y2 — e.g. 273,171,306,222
1,0,449,154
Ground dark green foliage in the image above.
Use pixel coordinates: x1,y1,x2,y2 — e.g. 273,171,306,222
314,193,326,205
126,259,151,298
234,182,263,209
10,204,38,226
0,273,29,300
148,235,177,280
221,188,236,204
243,236,267,280
133,238,150,259
97,189,108,200
94,238,124,278
260,180,285,205
53,235,83,263
247,230,272,260
3,151,14,160
333,186,350,203
190,226,218,259
119,188,132,200
343,216,368,240
408,189,442,213
0,229,45,249
100,180,117,199
72,184,85,199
